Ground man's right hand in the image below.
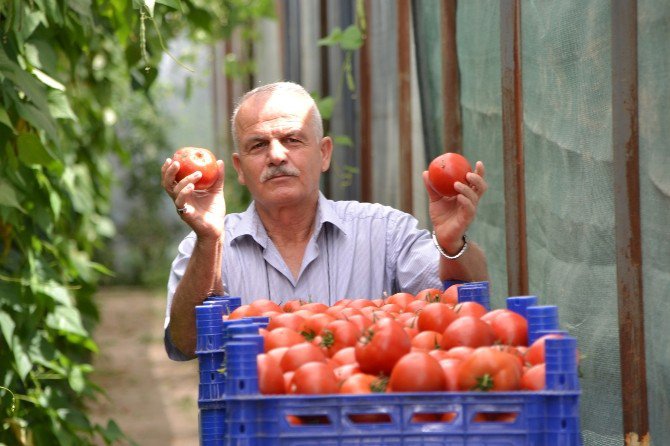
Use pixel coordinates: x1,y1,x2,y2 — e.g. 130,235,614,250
161,157,227,241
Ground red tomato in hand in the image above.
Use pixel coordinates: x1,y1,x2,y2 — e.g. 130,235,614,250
355,318,411,376
390,351,446,392
427,152,473,197
172,147,218,190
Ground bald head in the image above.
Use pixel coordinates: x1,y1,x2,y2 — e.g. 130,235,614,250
231,82,323,151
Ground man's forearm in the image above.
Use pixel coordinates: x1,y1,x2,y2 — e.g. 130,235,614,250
438,240,489,283
169,236,223,358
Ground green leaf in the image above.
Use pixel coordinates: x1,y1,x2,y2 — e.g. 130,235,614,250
0,178,26,212
0,46,52,115
99,420,125,444
0,107,14,130
156,0,180,9
17,132,56,166
340,25,364,50
47,90,77,121
23,40,58,72
32,68,65,91
68,366,85,394
318,27,342,46
14,101,59,144
45,305,89,337
0,310,16,347
11,336,32,381
35,281,74,307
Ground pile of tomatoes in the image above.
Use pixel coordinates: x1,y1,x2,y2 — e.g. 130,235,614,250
224,285,563,396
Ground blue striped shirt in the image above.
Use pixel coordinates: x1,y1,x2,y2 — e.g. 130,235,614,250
165,192,442,359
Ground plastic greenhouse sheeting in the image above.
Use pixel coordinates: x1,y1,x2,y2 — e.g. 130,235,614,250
273,0,669,443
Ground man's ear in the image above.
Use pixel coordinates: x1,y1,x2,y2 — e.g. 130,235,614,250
232,153,246,185
320,136,333,172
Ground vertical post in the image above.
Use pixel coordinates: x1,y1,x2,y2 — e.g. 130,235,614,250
224,40,234,157
359,0,372,202
611,1,649,444
397,0,413,213
440,0,462,153
500,0,528,296
211,44,221,155
320,0,332,197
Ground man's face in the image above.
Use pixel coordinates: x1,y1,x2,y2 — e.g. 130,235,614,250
232,92,332,209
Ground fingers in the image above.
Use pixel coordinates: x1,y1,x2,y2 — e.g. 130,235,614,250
422,171,444,202
212,160,225,190
162,158,182,197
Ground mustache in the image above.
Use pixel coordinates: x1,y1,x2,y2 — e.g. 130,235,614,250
260,164,300,183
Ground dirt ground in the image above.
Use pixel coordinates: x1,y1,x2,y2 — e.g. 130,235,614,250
89,287,200,446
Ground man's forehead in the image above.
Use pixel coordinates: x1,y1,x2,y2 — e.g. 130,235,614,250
236,93,313,133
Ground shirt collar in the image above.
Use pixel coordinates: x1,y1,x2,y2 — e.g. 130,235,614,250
230,192,347,247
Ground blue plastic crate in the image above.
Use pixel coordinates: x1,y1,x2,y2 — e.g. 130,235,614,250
196,295,582,446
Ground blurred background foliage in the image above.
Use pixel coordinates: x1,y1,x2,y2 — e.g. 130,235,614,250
0,0,273,444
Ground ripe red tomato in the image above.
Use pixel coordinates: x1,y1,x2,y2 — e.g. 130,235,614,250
454,301,488,319
226,304,261,320
457,347,522,391
416,288,443,303
355,318,411,376
441,316,495,350
249,298,282,314
331,346,357,365
257,353,285,394
440,284,462,306
301,313,336,340
289,361,339,394
389,351,446,392
417,302,458,333
524,333,565,365
333,363,361,383
411,330,443,351
340,373,382,394
438,358,462,391
489,309,528,346
264,327,304,352
280,342,327,372
427,152,473,197
520,363,546,390
172,147,218,190
386,292,416,310
266,312,306,332
319,320,360,356
282,299,307,312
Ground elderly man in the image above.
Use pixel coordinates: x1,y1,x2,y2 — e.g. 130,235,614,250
161,81,488,360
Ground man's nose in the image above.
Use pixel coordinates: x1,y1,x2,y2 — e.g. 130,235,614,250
268,140,288,163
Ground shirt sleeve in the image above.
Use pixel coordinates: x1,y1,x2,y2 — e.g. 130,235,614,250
387,211,442,294
164,232,197,361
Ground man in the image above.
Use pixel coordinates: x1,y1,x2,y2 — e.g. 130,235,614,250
161,81,488,360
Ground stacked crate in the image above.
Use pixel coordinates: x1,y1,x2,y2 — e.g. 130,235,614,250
195,289,582,446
